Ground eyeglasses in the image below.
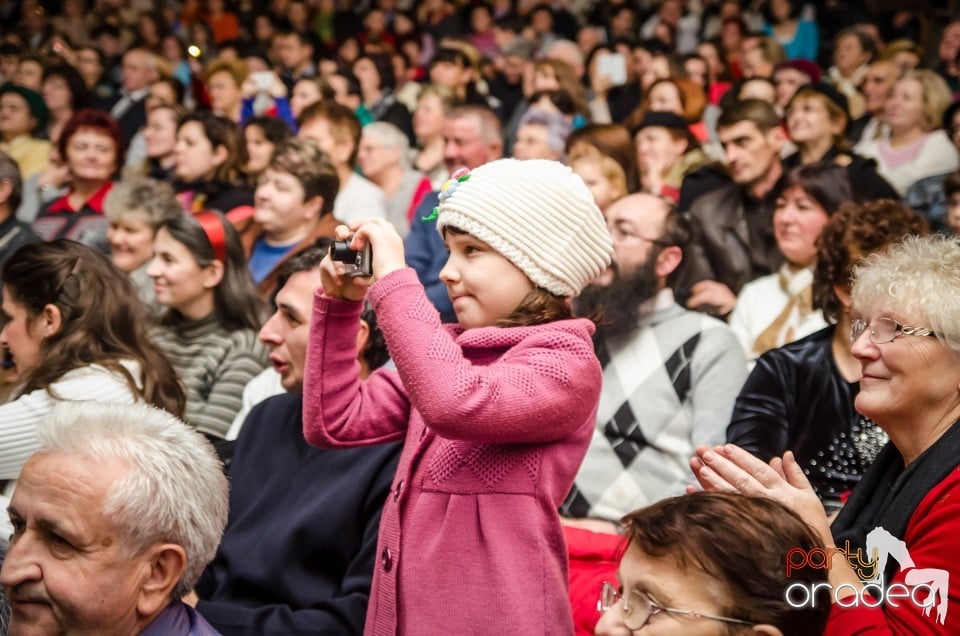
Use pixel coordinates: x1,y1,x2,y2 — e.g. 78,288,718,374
599,582,756,631
608,223,671,246
850,316,941,345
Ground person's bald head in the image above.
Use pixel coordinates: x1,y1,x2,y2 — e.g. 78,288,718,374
605,194,687,283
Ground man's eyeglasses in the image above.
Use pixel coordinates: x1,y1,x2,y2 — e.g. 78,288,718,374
608,223,672,246
599,582,756,631
849,316,941,345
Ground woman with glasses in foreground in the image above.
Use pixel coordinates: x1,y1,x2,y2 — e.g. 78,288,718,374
595,491,830,635
693,233,960,633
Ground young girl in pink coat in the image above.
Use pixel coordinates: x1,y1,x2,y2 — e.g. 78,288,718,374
303,158,614,635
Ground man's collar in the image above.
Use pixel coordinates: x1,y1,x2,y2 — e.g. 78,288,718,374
743,169,786,205
121,86,150,101
638,287,675,314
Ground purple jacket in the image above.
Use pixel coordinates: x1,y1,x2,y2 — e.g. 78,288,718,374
303,268,602,635
141,600,220,635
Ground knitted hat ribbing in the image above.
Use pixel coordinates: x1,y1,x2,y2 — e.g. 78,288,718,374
435,158,612,297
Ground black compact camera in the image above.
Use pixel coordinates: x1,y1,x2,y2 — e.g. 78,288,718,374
329,240,373,277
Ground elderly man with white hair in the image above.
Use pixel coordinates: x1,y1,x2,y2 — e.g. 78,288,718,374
356,121,432,237
0,401,228,636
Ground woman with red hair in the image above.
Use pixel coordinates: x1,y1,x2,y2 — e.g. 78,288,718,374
31,109,124,254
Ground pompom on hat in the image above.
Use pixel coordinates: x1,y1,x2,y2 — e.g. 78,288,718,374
434,158,613,297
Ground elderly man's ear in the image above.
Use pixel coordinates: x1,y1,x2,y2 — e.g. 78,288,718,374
137,544,188,617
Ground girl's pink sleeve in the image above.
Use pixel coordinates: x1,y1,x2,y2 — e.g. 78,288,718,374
368,268,602,445
302,291,411,448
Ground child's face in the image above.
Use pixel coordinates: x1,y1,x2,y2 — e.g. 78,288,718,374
573,159,617,211
948,193,960,236
439,231,534,329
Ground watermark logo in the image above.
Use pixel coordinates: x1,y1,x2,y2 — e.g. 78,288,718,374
784,527,949,626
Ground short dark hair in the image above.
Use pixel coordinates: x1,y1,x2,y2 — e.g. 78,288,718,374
354,52,395,92
43,63,90,112
621,492,830,636
274,241,331,295
240,115,293,169
813,199,929,322
781,163,852,216
0,43,21,58
661,204,692,250
835,27,878,62
274,28,313,49
717,98,782,133
430,47,470,69
268,138,339,214
246,118,293,148
274,241,389,371
151,76,186,105
760,0,801,23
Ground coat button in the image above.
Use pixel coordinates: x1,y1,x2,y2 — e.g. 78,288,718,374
381,547,393,572
393,479,403,501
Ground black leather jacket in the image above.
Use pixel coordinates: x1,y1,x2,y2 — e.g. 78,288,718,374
726,326,885,511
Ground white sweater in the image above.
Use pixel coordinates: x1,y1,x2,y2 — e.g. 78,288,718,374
0,360,144,538
855,130,960,196
729,266,828,365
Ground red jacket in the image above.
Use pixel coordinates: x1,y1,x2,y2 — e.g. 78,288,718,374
826,467,960,634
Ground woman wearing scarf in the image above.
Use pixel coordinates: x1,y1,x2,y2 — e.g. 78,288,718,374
727,163,848,363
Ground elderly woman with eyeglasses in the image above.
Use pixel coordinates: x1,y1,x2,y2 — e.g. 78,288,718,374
728,200,929,515
692,233,960,634
595,492,830,635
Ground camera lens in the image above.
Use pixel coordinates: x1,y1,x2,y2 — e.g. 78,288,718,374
330,241,358,263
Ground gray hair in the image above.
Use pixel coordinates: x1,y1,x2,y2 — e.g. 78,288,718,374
36,401,229,598
103,177,183,230
0,151,23,213
362,121,410,169
852,234,960,353
518,107,573,156
449,105,503,146
545,39,584,72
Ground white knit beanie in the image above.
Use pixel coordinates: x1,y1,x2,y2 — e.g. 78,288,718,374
435,159,613,297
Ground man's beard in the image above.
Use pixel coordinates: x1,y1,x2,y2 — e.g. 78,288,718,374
576,251,661,344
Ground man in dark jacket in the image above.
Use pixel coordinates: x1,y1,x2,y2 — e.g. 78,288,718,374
679,99,786,317
97,48,156,147
194,246,400,635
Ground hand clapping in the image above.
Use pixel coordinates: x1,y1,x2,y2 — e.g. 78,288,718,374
689,444,834,542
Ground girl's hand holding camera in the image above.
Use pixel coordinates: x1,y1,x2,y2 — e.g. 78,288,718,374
320,219,406,301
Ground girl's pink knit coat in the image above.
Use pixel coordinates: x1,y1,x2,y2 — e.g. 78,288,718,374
303,268,603,635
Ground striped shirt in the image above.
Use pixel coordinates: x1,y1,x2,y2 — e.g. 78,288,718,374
152,314,269,438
